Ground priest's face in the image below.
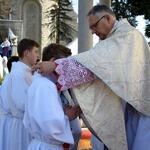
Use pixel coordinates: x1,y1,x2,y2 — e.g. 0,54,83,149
88,13,113,40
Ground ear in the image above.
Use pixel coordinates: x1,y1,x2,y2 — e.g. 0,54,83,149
49,57,55,62
105,14,111,23
107,14,114,25
24,50,29,57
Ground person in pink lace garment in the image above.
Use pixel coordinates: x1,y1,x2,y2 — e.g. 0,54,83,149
32,4,150,150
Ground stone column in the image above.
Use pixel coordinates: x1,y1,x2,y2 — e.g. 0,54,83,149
11,38,18,56
78,0,93,53
11,45,18,56
99,0,111,7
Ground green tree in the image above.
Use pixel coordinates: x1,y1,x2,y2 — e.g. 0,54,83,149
111,0,150,38
127,0,150,38
46,0,77,45
112,0,138,27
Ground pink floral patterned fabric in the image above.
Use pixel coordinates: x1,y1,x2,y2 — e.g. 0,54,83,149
55,58,95,91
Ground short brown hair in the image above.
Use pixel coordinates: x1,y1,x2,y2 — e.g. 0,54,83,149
42,43,72,61
17,38,39,58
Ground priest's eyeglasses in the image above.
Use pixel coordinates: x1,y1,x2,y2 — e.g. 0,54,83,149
89,15,105,30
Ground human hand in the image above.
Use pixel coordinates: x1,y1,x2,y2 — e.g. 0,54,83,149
64,105,82,121
31,61,56,75
72,105,82,116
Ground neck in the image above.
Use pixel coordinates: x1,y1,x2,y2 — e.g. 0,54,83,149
19,59,31,68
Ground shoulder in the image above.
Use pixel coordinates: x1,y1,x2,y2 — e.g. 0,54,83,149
33,75,56,89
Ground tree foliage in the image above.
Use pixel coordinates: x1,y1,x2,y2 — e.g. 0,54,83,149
111,0,150,38
112,0,138,27
46,0,77,45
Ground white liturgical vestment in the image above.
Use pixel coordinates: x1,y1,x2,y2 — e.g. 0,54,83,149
0,74,12,150
54,19,150,150
23,72,74,150
7,61,33,150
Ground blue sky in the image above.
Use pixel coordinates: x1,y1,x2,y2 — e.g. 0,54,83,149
71,0,149,42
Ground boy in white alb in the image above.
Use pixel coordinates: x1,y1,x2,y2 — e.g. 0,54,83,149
7,39,39,150
0,56,19,150
23,43,82,150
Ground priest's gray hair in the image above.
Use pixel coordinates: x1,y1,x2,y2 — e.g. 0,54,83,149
87,4,115,17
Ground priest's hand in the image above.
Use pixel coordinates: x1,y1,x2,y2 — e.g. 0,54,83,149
64,105,82,121
32,61,56,75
